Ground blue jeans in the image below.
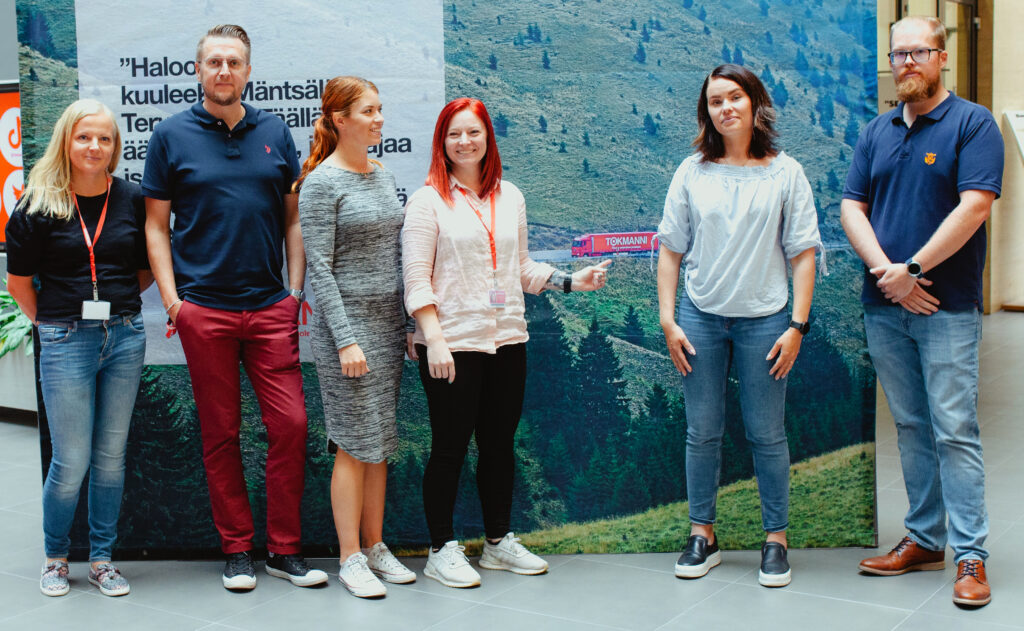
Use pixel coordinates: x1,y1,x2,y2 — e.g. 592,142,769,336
677,295,791,532
38,313,146,561
863,305,987,563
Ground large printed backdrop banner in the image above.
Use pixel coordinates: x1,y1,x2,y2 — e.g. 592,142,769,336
17,0,878,559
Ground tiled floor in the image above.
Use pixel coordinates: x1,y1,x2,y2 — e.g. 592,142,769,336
1,311,1022,630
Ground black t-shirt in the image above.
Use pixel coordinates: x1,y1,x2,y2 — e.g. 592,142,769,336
5,177,148,321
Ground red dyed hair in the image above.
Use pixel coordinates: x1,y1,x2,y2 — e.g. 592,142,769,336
426,98,502,207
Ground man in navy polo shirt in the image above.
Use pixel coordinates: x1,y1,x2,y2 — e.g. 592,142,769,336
841,16,1002,607
143,24,326,591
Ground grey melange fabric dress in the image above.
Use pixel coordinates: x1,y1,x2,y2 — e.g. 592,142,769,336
297,162,406,463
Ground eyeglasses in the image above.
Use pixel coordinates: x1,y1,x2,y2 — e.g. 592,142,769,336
887,48,943,65
202,57,247,71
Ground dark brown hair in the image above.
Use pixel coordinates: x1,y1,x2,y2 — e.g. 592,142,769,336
693,64,778,162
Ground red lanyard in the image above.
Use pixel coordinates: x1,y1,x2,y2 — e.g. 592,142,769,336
72,178,112,301
459,188,497,272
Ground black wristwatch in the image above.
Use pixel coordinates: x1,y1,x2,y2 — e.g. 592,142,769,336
789,320,810,336
563,275,572,293
904,258,923,278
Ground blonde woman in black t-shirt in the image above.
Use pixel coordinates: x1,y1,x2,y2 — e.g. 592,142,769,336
4,99,151,598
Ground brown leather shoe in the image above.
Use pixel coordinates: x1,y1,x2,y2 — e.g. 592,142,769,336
859,536,945,575
953,559,991,606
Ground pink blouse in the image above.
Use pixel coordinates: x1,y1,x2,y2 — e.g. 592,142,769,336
402,178,556,353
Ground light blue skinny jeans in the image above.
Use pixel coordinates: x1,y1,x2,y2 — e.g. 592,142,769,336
677,295,791,532
38,313,145,562
864,304,988,563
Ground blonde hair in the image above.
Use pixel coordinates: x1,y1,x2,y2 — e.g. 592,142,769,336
23,99,121,220
197,24,252,64
890,16,946,50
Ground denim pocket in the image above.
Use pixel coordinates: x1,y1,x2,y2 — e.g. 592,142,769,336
127,313,146,333
37,325,72,345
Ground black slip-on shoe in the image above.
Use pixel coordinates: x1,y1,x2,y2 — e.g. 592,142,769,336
759,541,791,587
675,535,721,578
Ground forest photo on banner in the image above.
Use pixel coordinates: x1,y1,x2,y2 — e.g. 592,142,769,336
16,0,877,557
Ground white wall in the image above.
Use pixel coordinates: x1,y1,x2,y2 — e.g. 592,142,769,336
990,0,1024,309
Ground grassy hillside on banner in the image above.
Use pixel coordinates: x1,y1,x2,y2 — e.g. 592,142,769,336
443,0,876,249
411,443,876,556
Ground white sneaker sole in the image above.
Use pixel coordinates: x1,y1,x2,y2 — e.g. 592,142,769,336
674,550,722,578
88,576,130,596
369,567,417,584
478,557,549,575
423,563,481,588
222,573,257,590
337,573,387,598
39,583,70,597
758,568,792,587
266,565,328,587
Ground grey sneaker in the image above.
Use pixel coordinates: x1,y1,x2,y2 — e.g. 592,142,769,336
363,542,416,584
479,532,549,575
88,562,130,596
338,552,387,598
40,560,70,597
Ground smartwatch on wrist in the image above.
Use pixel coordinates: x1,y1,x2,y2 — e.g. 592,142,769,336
563,275,572,293
789,320,810,336
905,258,923,278
290,288,305,302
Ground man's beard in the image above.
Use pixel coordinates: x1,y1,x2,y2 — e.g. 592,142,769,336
206,92,241,107
896,72,940,103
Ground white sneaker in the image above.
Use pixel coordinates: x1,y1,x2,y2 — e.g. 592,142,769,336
424,541,481,588
338,552,387,598
479,532,549,575
363,542,416,584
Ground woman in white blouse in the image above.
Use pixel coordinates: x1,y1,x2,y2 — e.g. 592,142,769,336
656,64,819,588
402,97,609,588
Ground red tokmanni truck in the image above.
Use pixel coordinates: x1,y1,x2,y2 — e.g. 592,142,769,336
571,231,658,258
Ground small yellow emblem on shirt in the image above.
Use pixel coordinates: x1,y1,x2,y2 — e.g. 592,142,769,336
924,152,936,165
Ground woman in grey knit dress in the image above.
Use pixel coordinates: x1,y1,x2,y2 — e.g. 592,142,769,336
295,76,415,598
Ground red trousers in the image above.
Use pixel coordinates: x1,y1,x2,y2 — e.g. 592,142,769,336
176,295,307,555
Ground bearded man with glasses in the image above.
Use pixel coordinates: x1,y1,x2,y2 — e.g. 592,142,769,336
840,16,1003,607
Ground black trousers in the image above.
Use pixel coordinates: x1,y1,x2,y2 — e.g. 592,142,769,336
416,343,527,549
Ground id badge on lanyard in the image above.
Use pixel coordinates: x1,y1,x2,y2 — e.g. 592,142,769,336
75,178,113,320
462,189,506,309
488,277,506,308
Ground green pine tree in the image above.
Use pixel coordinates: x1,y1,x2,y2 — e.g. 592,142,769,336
573,317,629,441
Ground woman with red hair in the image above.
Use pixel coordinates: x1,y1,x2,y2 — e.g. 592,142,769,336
295,76,415,598
402,98,610,588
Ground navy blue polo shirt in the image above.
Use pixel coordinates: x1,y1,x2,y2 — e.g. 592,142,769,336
843,93,1003,311
142,102,300,310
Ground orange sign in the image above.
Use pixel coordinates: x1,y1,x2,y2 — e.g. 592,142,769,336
1,88,24,245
